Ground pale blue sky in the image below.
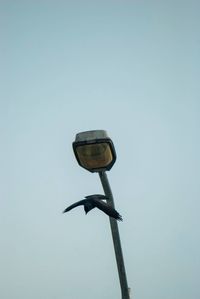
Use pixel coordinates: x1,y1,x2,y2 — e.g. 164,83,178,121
1,1,200,299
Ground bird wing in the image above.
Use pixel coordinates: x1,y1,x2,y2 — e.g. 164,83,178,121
85,194,108,200
93,199,123,221
63,199,86,213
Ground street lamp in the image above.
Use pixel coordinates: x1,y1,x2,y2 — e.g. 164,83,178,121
73,130,130,299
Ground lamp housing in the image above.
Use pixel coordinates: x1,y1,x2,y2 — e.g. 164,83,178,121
73,130,116,172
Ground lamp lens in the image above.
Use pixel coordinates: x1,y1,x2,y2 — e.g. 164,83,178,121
76,143,113,170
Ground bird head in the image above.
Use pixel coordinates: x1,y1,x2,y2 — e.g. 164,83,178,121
84,202,94,214
84,206,90,214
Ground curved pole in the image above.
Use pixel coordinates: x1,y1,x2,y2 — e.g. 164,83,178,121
98,171,130,299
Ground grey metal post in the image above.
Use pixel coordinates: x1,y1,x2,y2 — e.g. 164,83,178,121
99,171,130,299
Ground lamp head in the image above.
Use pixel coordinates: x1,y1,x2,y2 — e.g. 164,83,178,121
73,130,116,173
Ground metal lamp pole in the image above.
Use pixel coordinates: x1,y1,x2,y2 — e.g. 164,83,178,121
99,171,130,299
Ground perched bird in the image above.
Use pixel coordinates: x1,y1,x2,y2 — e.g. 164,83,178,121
63,194,122,221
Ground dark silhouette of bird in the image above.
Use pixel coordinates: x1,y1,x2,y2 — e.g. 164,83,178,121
63,194,122,221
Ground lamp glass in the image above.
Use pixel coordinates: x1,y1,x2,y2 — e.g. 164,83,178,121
76,142,113,170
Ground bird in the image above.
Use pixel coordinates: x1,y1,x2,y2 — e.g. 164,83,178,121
63,194,123,221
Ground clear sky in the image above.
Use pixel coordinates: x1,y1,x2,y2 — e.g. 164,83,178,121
1,1,200,298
